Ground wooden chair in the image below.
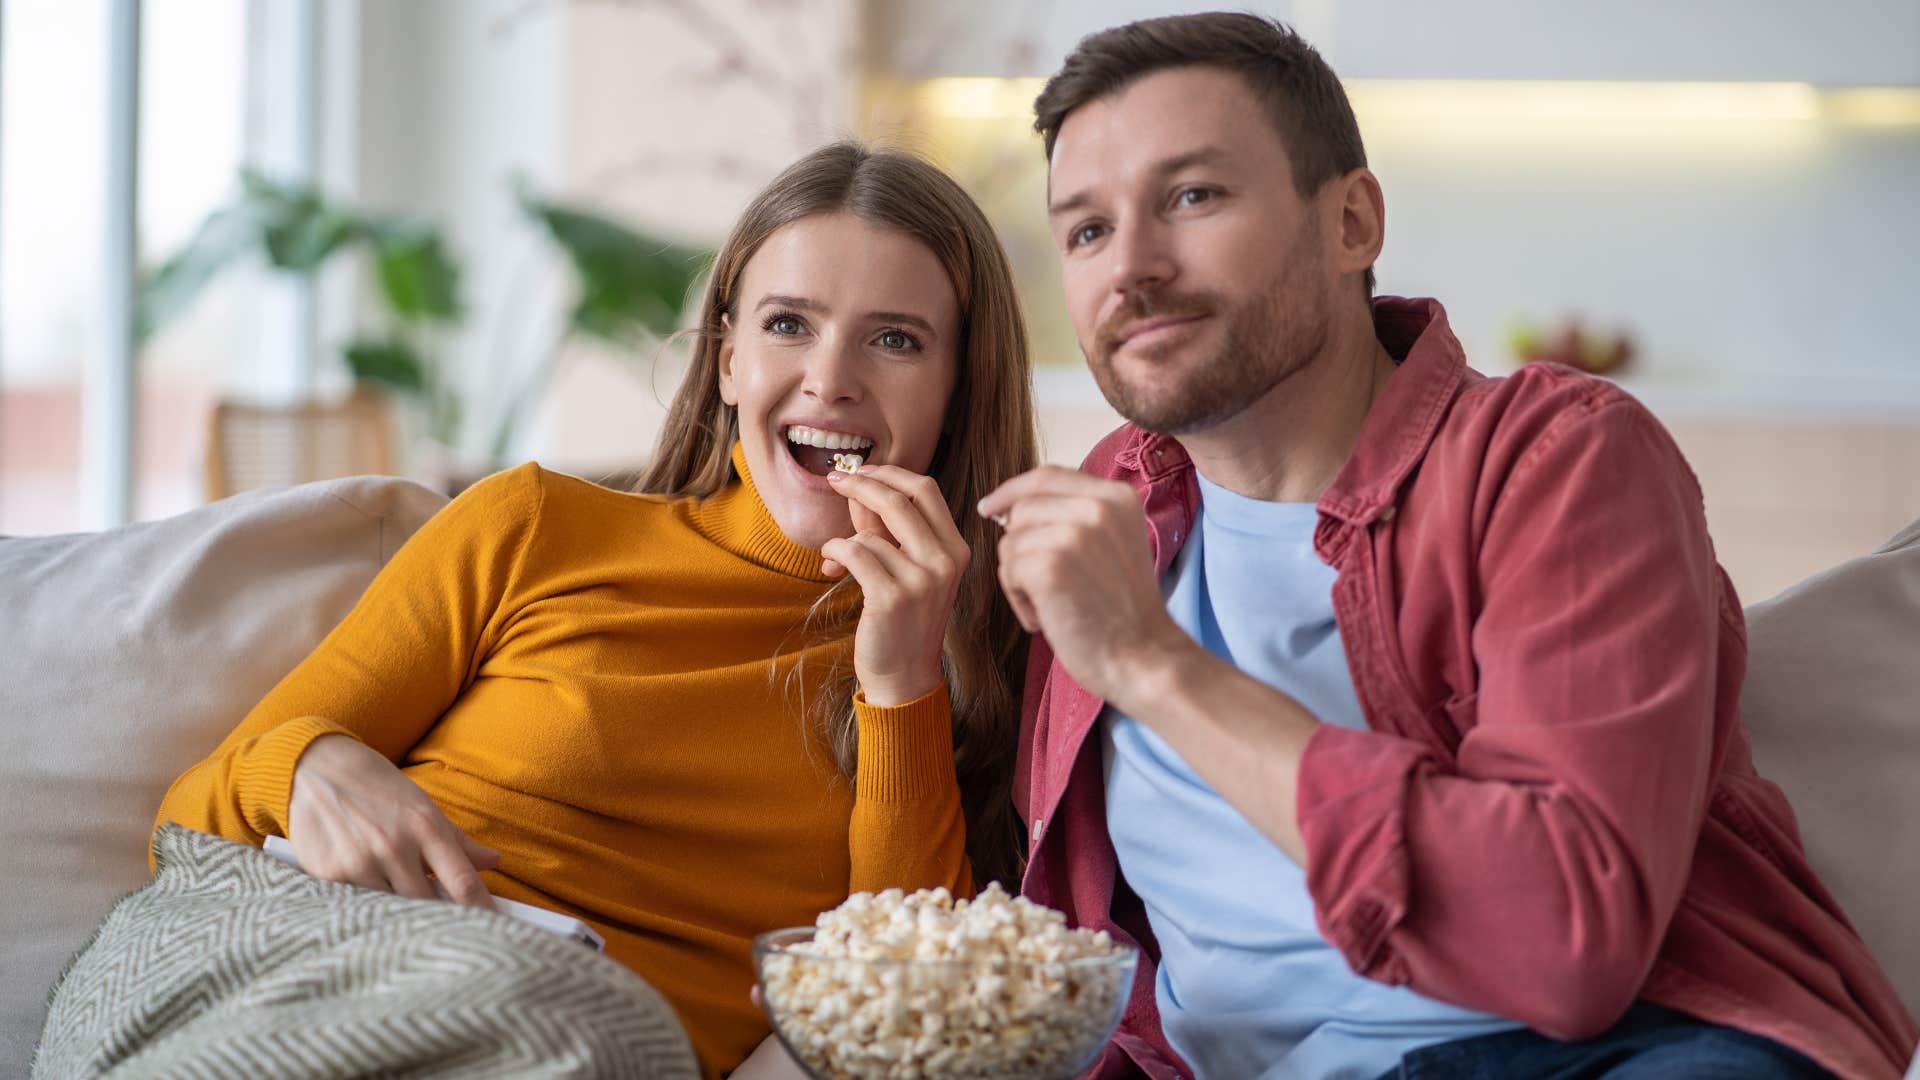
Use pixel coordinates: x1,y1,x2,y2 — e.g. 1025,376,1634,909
204,389,397,501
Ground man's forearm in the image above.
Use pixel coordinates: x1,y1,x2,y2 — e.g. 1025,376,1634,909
1115,638,1319,865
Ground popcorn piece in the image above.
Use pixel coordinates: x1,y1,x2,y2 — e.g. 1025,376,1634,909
832,452,864,474
761,883,1129,1079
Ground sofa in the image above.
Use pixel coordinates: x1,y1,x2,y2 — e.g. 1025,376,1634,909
2,476,1916,1075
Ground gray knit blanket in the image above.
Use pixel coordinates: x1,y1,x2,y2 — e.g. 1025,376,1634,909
33,825,699,1079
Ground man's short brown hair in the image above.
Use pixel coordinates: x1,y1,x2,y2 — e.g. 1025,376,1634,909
1034,12,1374,291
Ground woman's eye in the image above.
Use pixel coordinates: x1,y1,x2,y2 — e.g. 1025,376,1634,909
1176,187,1214,207
877,330,917,351
769,315,802,335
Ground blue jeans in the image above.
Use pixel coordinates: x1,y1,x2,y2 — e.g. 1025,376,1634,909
1377,1002,1833,1079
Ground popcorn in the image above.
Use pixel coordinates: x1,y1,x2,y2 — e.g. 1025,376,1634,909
832,452,864,474
759,883,1132,1080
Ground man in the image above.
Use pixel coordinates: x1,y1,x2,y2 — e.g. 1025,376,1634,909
981,13,1917,1079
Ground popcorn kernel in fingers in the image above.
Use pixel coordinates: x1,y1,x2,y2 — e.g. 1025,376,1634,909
832,452,864,474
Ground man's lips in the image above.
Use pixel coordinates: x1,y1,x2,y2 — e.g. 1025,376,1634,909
1115,313,1209,349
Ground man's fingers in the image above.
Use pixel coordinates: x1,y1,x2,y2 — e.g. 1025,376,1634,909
423,829,496,910
978,465,1115,519
995,541,1042,633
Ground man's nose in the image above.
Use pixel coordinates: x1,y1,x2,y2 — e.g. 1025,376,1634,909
1109,215,1177,298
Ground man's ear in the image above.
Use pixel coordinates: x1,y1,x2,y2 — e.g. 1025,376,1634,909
1332,166,1386,281
716,312,739,406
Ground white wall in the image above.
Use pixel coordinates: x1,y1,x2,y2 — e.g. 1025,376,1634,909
876,1,1920,426
348,0,567,463
874,0,1920,84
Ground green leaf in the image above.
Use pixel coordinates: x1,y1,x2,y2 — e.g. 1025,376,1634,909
518,186,708,345
244,170,361,271
367,222,462,321
136,202,259,342
343,339,428,393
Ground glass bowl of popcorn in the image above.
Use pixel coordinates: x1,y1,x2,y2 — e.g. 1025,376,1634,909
754,883,1137,1080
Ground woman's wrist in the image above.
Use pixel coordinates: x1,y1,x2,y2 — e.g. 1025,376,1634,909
856,666,945,708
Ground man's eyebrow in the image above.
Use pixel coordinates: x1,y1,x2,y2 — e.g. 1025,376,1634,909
1047,145,1233,219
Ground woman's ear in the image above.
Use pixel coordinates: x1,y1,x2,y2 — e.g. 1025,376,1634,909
716,312,739,407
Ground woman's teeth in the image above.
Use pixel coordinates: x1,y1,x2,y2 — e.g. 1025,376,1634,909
785,424,874,452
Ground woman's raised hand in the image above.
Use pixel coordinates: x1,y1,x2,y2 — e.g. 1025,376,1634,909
286,733,499,909
820,464,968,706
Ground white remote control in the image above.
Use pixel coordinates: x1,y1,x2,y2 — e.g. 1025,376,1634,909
262,835,606,951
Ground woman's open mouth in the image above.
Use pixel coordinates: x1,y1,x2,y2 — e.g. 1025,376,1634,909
784,424,876,477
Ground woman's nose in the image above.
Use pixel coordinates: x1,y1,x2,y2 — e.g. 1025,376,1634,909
801,335,863,404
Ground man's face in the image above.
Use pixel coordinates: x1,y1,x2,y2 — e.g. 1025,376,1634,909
1047,66,1337,435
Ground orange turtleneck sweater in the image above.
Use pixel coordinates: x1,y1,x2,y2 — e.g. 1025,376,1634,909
155,444,971,1076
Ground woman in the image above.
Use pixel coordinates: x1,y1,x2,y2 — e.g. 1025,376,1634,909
153,141,1039,1076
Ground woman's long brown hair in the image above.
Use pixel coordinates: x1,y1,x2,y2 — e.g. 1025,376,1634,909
635,141,1039,888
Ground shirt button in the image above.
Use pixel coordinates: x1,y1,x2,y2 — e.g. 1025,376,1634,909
1032,817,1045,843
1378,505,1398,522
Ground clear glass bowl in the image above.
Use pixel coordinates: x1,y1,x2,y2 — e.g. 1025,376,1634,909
753,926,1138,1080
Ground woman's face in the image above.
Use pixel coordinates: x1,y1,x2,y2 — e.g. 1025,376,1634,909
720,212,961,549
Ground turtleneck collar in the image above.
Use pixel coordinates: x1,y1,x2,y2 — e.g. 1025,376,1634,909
686,442,836,582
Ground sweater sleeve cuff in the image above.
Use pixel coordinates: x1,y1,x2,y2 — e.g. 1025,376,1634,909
853,681,955,804
236,716,357,838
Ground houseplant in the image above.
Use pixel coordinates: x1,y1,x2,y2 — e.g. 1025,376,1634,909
141,171,709,474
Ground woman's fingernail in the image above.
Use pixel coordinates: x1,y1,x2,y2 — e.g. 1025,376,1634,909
826,471,845,482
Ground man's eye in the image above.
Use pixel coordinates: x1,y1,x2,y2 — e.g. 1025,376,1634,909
1176,188,1214,207
1069,223,1106,249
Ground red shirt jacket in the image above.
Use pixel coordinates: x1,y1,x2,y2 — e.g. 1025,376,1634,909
1016,297,1918,1080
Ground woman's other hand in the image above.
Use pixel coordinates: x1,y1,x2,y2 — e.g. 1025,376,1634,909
730,988,809,1079
820,463,967,706
286,733,499,908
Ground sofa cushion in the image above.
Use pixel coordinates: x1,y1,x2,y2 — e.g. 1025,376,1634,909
0,476,445,1072
1743,517,1920,1015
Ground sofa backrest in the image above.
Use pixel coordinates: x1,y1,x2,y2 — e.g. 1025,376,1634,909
1,475,1911,1066
0,475,446,1072
1743,517,1920,1016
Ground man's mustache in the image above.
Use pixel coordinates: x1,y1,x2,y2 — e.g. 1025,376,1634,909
1096,289,1219,354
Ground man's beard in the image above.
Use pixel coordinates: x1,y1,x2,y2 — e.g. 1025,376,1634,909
1087,279,1328,437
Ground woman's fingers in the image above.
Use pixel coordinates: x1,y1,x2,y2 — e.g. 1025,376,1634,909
381,846,440,901
461,833,502,871
829,466,964,571
423,827,496,910
821,532,905,593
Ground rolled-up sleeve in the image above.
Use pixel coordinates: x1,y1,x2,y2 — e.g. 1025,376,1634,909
1299,397,1725,1039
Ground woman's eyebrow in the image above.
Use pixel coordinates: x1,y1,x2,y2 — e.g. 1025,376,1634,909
866,310,937,339
754,293,826,314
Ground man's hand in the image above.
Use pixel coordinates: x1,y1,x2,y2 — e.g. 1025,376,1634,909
978,466,1196,708
981,465,1318,864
